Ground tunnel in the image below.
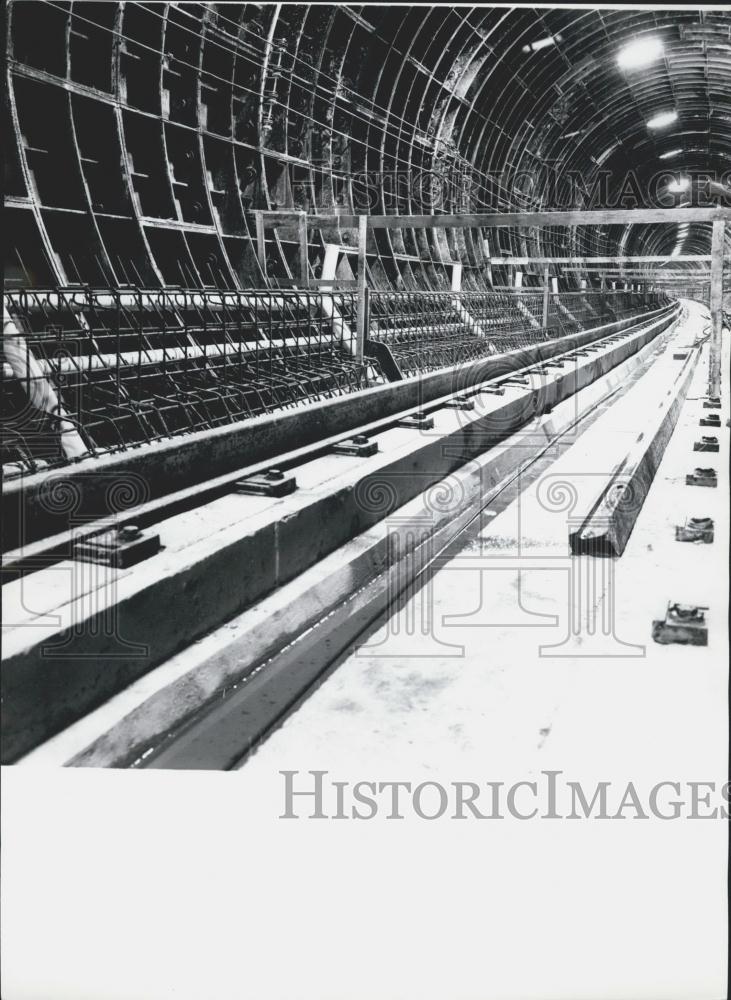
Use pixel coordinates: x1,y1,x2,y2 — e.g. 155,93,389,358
4,4,729,474
5,4,731,285
2,5,730,997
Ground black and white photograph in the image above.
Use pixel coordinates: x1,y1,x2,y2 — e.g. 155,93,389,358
2,1,729,997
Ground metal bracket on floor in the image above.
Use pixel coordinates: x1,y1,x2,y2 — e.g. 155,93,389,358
693,436,719,453
700,414,721,427
652,603,708,646
685,467,718,487
73,524,161,569
234,468,297,497
673,351,689,360
703,397,721,409
396,412,435,429
480,385,506,395
675,517,714,543
332,435,379,457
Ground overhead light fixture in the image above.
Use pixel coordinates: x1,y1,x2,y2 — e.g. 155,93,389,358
667,176,690,193
617,37,664,70
522,33,562,54
659,148,682,159
647,110,678,130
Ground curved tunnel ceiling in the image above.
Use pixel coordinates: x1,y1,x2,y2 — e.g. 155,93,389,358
5,3,730,292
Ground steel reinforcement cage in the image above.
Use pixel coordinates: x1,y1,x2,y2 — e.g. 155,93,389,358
366,288,663,375
2,287,367,475
2,284,669,477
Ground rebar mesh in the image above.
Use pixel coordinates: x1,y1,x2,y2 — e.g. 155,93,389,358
2,284,669,476
368,289,666,376
3,287,369,476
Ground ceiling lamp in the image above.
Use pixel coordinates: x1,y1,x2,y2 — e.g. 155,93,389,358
617,37,664,70
647,110,678,130
659,148,682,159
522,33,562,54
667,177,690,193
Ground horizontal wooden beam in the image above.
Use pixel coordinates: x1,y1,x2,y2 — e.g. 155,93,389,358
563,269,711,277
260,207,731,230
561,266,712,274
581,277,711,282
274,278,359,288
488,254,717,265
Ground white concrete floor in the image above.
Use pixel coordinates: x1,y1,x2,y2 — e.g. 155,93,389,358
235,301,728,999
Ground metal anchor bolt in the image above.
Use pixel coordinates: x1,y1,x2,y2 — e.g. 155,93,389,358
118,525,141,542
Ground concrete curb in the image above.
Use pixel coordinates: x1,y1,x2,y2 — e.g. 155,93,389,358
570,349,700,556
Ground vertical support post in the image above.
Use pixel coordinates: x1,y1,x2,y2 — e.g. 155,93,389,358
451,262,462,292
483,237,493,287
542,264,550,329
709,219,725,398
254,211,266,279
356,214,368,361
298,211,308,286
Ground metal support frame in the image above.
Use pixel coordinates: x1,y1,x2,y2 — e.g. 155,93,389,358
254,207,729,360
487,254,719,265
260,207,731,230
560,266,712,276
709,219,725,398
356,215,368,361
254,210,266,275
2,287,367,474
298,211,309,285
253,210,309,287
542,264,550,328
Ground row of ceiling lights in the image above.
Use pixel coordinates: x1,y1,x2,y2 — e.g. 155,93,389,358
523,30,715,263
617,35,692,195
530,33,697,192
617,35,730,256
617,37,679,133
